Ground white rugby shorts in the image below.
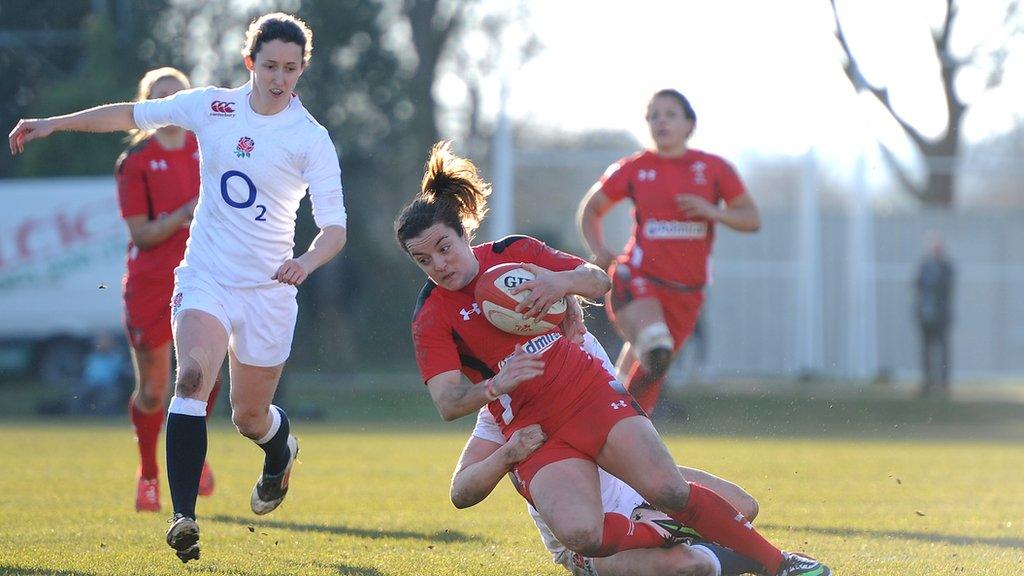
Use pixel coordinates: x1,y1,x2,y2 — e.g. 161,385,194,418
171,266,299,367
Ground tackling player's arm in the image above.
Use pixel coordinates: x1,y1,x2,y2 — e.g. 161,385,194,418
577,184,619,270
9,103,138,154
426,345,544,422
450,425,546,509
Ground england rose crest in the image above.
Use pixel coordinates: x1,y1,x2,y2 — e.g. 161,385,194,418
235,136,255,158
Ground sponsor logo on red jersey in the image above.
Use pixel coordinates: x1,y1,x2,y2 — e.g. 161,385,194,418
643,219,707,240
210,100,236,116
498,332,561,369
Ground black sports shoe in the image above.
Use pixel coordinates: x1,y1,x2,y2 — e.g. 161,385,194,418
166,513,200,563
777,552,830,576
630,503,702,546
250,435,299,515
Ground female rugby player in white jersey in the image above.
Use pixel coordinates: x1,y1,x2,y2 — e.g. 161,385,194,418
9,13,347,563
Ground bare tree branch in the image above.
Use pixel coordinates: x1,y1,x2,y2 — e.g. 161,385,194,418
877,143,924,201
829,0,931,152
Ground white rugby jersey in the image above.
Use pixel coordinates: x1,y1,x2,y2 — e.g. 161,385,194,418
469,333,642,564
134,83,347,287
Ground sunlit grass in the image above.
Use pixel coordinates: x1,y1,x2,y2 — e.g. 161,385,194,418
0,416,1021,575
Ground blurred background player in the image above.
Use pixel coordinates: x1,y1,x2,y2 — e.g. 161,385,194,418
578,89,760,414
116,67,223,512
397,141,827,576
8,13,348,563
915,231,955,398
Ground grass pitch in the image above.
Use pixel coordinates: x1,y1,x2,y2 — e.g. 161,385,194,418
1,383,1023,575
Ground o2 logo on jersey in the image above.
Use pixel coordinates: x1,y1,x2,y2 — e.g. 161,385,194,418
637,169,657,182
221,170,267,221
234,136,255,158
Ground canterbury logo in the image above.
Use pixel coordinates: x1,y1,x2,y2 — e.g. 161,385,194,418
210,101,236,114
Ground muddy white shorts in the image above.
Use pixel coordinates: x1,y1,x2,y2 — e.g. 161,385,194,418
171,266,298,367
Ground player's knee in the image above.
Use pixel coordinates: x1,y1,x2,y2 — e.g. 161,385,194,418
649,480,691,513
653,545,714,576
635,322,674,376
136,382,167,411
737,494,759,521
174,363,204,399
231,406,267,439
645,347,673,379
557,526,604,558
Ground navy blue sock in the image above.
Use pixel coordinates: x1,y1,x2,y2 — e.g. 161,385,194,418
696,542,764,576
259,406,291,476
165,413,207,519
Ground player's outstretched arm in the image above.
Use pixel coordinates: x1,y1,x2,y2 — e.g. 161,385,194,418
8,103,138,155
450,425,546,509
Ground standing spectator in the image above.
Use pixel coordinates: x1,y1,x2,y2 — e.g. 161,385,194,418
915,232,954,397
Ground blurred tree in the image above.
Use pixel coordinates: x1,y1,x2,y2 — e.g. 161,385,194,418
3,0,535,370
2,1,174,177
12,14,134,176
830,0,1024,205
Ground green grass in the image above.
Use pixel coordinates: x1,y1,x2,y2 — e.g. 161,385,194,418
1,382,1023,575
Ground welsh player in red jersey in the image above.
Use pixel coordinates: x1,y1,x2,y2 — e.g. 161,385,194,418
116,68,222,512
578,89,761,413
396,141,828,576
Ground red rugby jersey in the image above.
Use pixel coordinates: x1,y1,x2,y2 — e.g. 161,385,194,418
115,133,200,283
598,149,746,286
412,235,613,437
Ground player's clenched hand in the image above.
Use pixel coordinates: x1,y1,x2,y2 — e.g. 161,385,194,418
272,259,309,286
559,296,587,345
8,118,57,155
503,424,546,464
512,263,569,319
494,344,544,394
676,194,719,221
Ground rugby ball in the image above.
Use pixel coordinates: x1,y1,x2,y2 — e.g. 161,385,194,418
475,263,567,336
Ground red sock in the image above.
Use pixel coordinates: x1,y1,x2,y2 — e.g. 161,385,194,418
625,362,664,414
669,483,783,574
206,374,223,419
595,512,666,557
130,396,165,480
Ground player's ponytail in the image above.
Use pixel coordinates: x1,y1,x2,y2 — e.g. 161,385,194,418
395,141,491,252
